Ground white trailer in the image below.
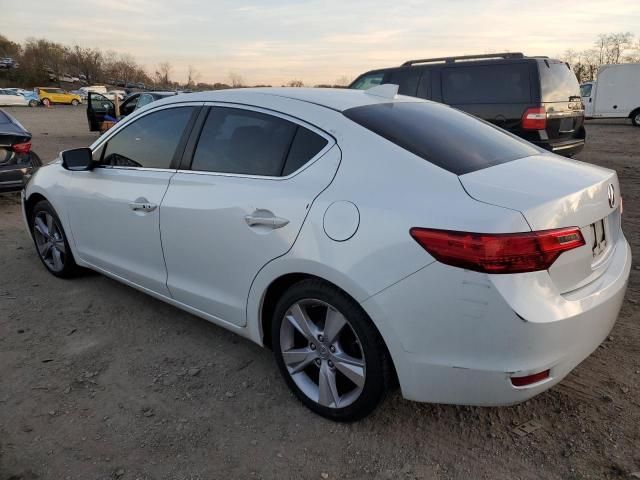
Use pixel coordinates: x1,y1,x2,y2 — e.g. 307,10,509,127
580,63,640,126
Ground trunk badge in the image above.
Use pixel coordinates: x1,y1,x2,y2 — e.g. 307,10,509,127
607,184,615,208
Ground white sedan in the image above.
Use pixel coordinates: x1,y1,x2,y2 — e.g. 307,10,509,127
22,86,631,421
0,89,33,107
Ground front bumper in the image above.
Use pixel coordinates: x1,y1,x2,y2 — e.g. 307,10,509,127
361,234,631,406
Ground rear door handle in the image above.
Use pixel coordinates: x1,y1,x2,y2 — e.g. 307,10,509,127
245,214,289,229
129,201,157,212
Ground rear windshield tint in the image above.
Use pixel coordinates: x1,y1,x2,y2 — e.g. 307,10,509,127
343,101,541,175
540,61,581,102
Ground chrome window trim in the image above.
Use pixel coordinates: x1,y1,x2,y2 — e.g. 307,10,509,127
178,101,336,180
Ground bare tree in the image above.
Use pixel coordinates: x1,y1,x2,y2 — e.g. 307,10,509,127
561,32,640,83
187,65,200,87
334,75,351,87
287,79,304,87
227,72,245,88
157,61,172,86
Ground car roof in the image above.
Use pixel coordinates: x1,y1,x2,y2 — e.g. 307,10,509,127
159,87,426,112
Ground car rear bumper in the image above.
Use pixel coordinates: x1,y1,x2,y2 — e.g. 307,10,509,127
533,138,585,157
361,233,631,406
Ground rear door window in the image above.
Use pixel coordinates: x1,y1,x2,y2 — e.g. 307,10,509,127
344,101,541,175
540,61,581,102
191,107,296,176
388,68,422,96
442,64,532,104
191,107,329,177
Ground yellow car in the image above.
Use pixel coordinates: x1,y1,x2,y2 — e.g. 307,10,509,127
35,87,82,106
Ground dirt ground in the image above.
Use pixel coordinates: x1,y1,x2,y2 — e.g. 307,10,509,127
0,106,639,480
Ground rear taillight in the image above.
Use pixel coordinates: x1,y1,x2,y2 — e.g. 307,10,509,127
522,107,546,130
409,227,585,274
511,369,550,387
12,141,32,154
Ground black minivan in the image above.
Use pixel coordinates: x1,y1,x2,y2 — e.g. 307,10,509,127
349,53,585,157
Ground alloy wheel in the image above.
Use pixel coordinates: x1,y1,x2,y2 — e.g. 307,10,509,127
279,299,366,409
33,211,66,272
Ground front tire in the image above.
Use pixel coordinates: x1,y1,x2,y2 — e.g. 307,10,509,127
271,279,392,422
631,109,640,127
41,98,51,107
28,99,38,107
30,200,78,278
71,99,79,106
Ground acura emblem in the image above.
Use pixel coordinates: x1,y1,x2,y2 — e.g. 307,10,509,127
607,184,615,208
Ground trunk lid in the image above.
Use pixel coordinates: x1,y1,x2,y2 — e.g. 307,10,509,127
460,154,621,293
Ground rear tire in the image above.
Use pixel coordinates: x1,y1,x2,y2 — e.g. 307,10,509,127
30,200,78,278
631,109,640,127
271,279,392,422
41,98,51,107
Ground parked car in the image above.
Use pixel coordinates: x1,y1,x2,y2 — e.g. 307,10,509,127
35,87,82,106
350,53,586,157
23,87,630,421
5,88,41,107
0,57,17,69
0,89,38,107
86,91,177,131
580,63,640,126
0,108,41,192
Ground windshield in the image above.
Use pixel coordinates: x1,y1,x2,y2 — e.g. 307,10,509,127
580,83,593,97
540,61,581,102
344,101,541,175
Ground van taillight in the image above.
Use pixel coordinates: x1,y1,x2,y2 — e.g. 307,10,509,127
522,107,547,130
409,227,585,274
12,141,32,154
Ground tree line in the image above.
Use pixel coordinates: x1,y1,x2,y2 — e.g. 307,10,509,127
561,32,640,83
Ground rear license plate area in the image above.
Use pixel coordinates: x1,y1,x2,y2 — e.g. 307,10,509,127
559,117,575,133
590,218,607,259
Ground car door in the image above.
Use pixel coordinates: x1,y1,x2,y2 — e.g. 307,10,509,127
87,92,115,131
160,104,339,326
67,104,199,295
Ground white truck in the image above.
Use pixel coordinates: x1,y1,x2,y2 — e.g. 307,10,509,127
580,63,640,126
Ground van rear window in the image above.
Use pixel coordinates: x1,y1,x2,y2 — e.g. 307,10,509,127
441,64,532,104
343,101,541,175
540,61,581,102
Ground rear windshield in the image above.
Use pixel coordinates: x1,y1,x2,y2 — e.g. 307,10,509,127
343,101,541,175
540,61,581,102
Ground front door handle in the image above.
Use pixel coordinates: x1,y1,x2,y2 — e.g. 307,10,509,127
245,212,289,229
129,201,157,212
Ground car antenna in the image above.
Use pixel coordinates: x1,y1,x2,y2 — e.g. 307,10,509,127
364,84,399,100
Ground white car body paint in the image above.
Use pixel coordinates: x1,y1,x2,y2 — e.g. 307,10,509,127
23,88,631,407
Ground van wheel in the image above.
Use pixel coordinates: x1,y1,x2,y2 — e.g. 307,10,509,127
631,109,640,127
271,279,392,422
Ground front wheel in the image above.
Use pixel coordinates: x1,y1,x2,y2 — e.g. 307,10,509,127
41,98,51,107
71,99,79,106
28,99,38,107
30,200,78,278
631,109,640,127
272,279,392,422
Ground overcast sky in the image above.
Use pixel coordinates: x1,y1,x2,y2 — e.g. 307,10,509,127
2,0,639,85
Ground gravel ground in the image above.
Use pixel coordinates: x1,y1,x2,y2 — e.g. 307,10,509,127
0,106,639,480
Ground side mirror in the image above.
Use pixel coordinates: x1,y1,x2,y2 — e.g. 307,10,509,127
62,147,94,171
